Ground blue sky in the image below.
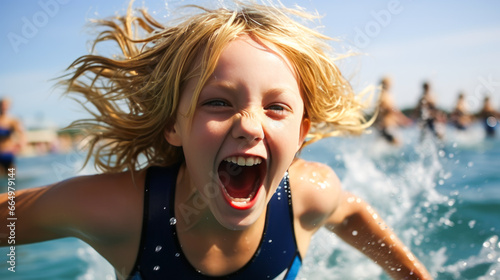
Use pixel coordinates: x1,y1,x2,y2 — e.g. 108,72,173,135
1,0,500,129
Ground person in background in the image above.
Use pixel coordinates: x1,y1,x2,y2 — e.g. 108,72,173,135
476,95,500,137
414,82,445,140
0,97,25,176
374,76,412,145
449,92,472,130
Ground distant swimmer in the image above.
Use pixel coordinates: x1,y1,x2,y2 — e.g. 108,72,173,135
374,77,412,145
0,98,25,176
449,92,472,130
476,96,500,137
414,82,445,140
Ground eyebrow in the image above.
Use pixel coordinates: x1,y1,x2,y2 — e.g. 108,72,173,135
203,80,239,93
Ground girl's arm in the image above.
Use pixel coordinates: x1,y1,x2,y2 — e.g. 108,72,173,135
0,177,110,246
0,172,143,247
0,184,71,245
1,172,145,276
325,191,433,279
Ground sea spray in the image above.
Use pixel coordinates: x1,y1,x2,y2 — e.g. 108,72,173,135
298,127,459,279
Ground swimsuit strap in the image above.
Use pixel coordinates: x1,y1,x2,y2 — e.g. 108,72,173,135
130,165,301,279
0,127,12,138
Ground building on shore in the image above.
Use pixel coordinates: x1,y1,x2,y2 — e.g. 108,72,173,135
21,127,82,156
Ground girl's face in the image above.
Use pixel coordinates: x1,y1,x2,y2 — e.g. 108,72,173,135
166,35,309,230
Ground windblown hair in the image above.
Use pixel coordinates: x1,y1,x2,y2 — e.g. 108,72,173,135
63,1,370,173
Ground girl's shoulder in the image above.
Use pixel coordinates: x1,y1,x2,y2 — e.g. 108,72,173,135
288,159,342,229
66,170,146,227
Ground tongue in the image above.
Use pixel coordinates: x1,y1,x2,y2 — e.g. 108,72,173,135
218,161,259,199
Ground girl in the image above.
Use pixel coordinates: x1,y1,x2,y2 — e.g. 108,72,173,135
0,2,432,279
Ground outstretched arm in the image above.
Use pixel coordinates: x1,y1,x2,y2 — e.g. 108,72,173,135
0,172,143,247
325,191,432,279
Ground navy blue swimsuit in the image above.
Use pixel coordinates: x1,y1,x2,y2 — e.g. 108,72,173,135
0,127,12,139
0,127,14,170
129,165,301,280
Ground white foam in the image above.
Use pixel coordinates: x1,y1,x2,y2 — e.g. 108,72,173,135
76,241,115,280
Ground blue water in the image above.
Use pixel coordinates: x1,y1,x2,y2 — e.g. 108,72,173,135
1,124,499,279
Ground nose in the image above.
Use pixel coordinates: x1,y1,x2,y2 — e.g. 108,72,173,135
232,112,264,142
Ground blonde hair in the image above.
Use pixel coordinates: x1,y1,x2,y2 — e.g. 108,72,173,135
63,2,370,173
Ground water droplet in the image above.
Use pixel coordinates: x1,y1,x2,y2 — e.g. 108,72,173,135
163,207,167,210
155,245,162,252
468,220,476,229
447,199,455,206
467,161,474,167
175,253,180,257
153,265,160,271
352,230,358,236
438,150,445,157
318,182,327,189
170,217,177,225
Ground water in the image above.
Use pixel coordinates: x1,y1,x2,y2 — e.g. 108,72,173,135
1,124,499,279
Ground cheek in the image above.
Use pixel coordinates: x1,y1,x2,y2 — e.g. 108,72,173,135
188,116,229,150
268,119,285,130
266,117,302,147
264,118,303,173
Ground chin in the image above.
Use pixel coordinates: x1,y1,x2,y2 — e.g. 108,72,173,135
212,186,268,231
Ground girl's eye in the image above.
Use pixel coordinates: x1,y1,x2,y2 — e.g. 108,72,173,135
203,99,229,107
265,104,290,118
267,104,285,111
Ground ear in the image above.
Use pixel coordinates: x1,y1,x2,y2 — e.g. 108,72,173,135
164,124,182,147
298,117,311,148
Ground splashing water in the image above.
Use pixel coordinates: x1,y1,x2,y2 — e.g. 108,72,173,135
298,126,500,279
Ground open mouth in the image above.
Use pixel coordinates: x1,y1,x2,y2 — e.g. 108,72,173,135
217,156,266,210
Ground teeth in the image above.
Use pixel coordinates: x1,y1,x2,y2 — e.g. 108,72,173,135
224,156,262,166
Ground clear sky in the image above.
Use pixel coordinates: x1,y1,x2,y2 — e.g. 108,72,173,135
1,0,500,129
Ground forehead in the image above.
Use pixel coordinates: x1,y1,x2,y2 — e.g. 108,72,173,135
204,36,300,97
215,35,296,77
